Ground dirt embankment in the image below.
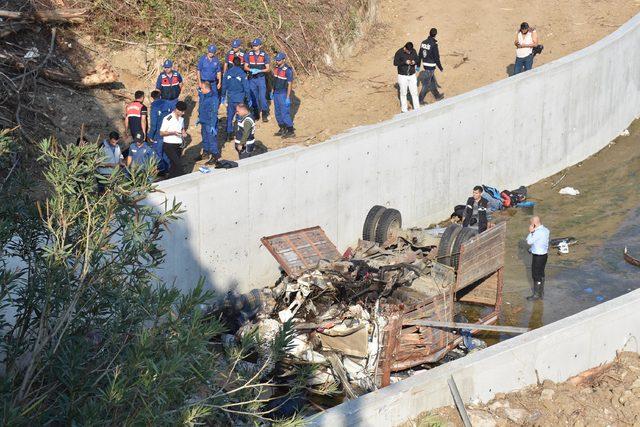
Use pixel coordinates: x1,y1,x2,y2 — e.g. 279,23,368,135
5,1,640,170
425,352,640,426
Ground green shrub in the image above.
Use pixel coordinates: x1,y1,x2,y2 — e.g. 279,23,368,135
0,133,305,425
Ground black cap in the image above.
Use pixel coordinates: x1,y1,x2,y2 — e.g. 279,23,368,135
133,133,144,144
520,22,529,30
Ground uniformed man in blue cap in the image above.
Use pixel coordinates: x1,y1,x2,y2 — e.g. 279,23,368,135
148,90,172,175
244,38,270,122
155,59,183,107
197,81,220,165
197,44,222,91
223,39,245,74
221,57,251,141
272,52,295,138
127,133,157,173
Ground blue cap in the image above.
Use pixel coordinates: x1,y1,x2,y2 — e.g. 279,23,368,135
163,59,173,68
275,52,286,61
207,44,217,53
251,38,262,46
231,39,241,48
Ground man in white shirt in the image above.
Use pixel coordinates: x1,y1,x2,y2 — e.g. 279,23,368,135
160,101,187,178
526,216,550,301
514,22,538,75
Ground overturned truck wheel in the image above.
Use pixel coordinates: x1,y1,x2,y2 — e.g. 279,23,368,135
437,224,462,267
450,227,479,271
374,208,402,244
362,205,387,242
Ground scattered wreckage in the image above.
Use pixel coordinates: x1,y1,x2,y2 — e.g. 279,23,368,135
210,206,508,403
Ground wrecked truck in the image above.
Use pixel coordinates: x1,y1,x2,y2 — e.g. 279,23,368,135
254,206,507,395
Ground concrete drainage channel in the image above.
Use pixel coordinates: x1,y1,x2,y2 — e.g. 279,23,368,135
309,288,640,426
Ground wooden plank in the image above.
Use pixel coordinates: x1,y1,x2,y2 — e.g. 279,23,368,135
378,311,402,388
404,319,530,334
458,271,498,305
456,222,507,289
261,226,342,278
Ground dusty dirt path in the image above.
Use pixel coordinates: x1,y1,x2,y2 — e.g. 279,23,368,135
205,0,640,164
74,1,640,170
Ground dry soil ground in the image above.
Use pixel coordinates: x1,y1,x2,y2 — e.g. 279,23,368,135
422,352,640,426
69,0,640,172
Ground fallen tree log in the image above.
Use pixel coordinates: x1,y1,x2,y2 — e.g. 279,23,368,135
0,8,87,24
38,64,118,87
0,52,118,87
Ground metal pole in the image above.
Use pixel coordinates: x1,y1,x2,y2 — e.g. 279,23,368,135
448,375,472,427
404,319,530,334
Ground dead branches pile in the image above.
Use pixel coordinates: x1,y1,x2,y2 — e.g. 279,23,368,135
0,6,116,142
77,0,372,76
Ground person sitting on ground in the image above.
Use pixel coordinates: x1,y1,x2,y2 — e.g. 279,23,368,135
462,185,488,233
233,103,255,159
127,133,157,173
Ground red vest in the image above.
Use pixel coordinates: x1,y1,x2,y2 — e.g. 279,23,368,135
227,49,244,65
247,51,266,69
126,101,143,118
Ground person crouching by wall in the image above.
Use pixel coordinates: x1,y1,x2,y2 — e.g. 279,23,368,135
462,185,488,233
233,103,256,159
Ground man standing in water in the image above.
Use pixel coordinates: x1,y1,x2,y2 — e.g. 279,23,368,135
526,216,550,301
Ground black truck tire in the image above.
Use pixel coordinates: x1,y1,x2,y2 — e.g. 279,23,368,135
450,227,479,271
362,205,387,241
374,208,402,244
437,224,462,266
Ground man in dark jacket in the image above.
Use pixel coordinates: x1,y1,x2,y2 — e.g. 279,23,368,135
393,42,420,113
418,28,444,104
462,186,488,233
221,57,252,141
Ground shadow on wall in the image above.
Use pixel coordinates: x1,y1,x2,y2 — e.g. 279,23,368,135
154,204,241,297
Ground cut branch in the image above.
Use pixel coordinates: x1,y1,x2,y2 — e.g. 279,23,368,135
0,8,87,24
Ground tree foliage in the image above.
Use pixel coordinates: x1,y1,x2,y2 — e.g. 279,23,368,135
0,133,305,425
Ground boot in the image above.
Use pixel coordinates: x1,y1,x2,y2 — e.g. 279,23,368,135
205,154,218,166
435,92,445,101
526,281,543,301
281,127,296,139
274,126,286,136
261,111,269,122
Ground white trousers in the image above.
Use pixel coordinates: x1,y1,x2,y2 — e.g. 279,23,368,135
398,74,419,113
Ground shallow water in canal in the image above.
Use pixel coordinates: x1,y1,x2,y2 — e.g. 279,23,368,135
497,119,640,336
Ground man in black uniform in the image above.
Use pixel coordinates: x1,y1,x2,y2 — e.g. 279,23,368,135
393,42,420,113
418,28,445,104
462,185,488,233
